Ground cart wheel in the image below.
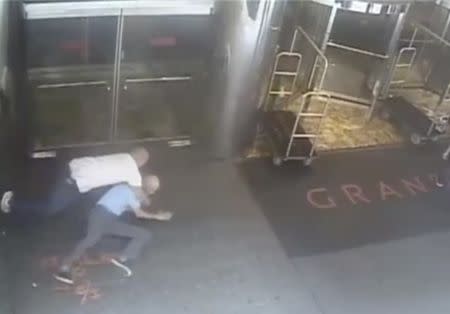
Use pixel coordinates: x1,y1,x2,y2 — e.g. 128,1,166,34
410,133,422,145
379,107,391,120
272,156,283,167
303,157,313,167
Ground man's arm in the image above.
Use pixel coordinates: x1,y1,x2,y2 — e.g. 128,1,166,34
444,144,450,160
133,188,151,207
129,186,172,221
133,207,173,221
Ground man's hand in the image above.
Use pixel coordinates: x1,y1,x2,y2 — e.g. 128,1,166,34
134,208,173,221
150,210,173,221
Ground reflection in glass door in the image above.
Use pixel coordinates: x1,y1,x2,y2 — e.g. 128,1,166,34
115,15,212,141
27,16,117,149
25,2,214,150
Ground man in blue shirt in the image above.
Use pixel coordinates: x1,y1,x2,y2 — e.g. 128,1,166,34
54,175,172,285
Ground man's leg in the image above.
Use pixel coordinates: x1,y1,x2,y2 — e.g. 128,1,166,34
3,177,81,217
45,177,81,215
55,206,114,284
106,220,152,276
437,166,450,188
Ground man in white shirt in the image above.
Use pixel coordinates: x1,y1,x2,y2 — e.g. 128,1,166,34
1,147,149,217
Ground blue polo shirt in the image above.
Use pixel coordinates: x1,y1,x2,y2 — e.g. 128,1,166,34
97,184,140,216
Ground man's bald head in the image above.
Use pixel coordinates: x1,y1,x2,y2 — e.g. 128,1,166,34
142,175,160,195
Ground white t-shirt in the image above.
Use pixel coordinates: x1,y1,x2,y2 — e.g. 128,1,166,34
69,153,142,193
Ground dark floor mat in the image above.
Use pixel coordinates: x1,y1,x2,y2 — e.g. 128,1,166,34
239,144,450,258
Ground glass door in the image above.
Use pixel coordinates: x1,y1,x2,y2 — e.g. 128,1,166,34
27,16,117,149
115,15,212,141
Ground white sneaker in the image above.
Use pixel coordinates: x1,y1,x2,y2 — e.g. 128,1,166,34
53,271,74,285
437,181,445,188
110,258,133,277
1,191,13,214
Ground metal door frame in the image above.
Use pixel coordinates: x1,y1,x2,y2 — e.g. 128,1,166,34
114,14,197,143
24,1,214,20
24,1,214,150
299,1,409,107
111,11,124,142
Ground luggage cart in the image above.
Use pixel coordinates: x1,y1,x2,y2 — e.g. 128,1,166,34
380,11,450,145
380,95,450,145
265,52,303,107
263,91,330,166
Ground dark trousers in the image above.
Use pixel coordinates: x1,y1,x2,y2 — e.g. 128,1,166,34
62,205,152,269
11,177,109,217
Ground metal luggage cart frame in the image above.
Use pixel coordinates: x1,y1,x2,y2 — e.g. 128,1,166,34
297,0,409,110
265,52,303,102
263,22,330,166
382,16,450,143
290,25,329,92
271,91,331,166
270,0,411,129
380,95,450,145
387,29,417,86
387,22,450,110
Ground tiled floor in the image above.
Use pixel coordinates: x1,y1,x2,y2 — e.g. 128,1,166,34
1,153,321,314
3,143,450,314
293,231,450,314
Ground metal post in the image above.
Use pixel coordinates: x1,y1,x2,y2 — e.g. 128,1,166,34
414,22,450,87
112,11,124,141
380,5,409,98
366,80,380,121
320,4,337,52
409,27,418,48
308,56,319,90
290,28,298,53
83,17,90,63
441,8,450,38
295,26,328,91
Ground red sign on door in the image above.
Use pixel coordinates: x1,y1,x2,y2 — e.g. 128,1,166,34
60,40,87,52
150,36,177,47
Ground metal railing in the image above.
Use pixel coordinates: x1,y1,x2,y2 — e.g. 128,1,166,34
285,91,330,162
37,80,109,89
387,22,450,112
388,27,418,86
264,52,303,110
413,22,450,48
326,42,389,59
290,25,329,91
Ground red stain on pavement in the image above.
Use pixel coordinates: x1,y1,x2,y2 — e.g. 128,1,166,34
40,253,117,305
